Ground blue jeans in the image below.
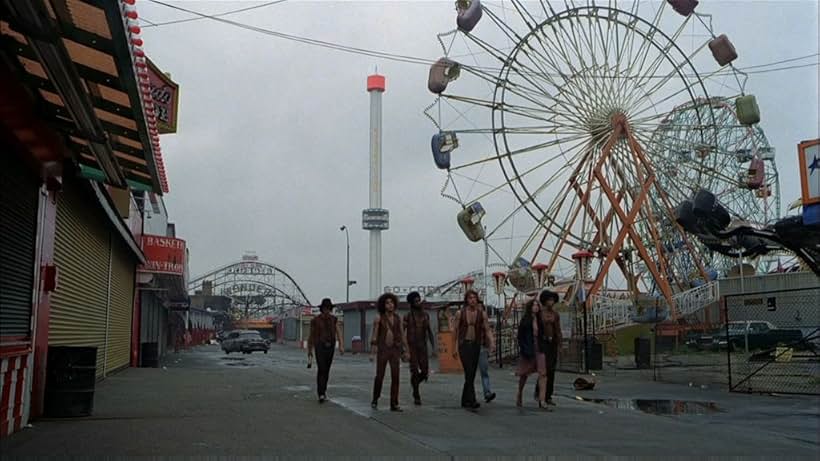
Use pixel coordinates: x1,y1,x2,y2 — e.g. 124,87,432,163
478,347,492,397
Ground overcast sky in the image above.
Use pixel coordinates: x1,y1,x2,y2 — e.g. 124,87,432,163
137,0,819,305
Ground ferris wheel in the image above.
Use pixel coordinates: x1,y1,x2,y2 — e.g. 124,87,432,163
650,96,781,276
425,0,766,313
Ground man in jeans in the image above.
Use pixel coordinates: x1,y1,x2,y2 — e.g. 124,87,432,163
308,298,344,403
452,290,495,410
478,302,496,403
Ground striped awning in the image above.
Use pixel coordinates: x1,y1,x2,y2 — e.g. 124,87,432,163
1,0,170,193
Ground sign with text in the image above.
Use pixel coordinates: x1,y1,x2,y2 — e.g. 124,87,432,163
798,139,820,205
362,208,389,230
147,58,180,134
138,234,186,275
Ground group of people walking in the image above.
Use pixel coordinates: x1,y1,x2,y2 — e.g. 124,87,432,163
306,288,561,412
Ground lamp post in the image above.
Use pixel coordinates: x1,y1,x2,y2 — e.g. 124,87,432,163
573,250,594,374
340,226,351,303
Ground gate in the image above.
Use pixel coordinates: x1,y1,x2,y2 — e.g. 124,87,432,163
725,287,819,395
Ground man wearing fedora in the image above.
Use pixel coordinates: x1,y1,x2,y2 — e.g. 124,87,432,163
308,298,344,403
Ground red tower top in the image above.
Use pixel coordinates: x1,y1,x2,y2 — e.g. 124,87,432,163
367,74,386,92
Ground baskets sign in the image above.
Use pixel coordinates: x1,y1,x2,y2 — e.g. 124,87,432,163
138,235,186,275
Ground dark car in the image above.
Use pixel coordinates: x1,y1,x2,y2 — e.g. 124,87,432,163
716,321,806,352
685,328,723,351
221,330,269,354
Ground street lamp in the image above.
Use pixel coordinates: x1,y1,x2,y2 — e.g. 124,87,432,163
340,226,352,303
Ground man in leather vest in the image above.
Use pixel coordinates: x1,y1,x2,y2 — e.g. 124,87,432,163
403,291,435,405
308,298,344,403
370,293,409,411
451,290,495,410
534,289,562,406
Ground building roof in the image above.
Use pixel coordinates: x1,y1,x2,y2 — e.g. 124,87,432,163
1,0,169,193
338,301,444,312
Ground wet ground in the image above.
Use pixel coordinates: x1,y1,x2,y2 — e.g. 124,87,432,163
2,343,818,456
573,396,722,415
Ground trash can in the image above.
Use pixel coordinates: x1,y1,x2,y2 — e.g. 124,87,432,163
140,342,159,368
635,337,651,369
351,336,363,354
45,346,97,417
586,339,603,370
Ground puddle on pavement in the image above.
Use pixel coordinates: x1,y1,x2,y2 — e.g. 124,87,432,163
574,397,721,415
331,397,375,418
226,362,255,367
327,384,362,390
283,385,311,391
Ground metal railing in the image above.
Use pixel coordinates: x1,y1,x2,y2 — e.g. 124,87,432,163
675,281,720,317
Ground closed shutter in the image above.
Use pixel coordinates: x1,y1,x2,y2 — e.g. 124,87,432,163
0,151,39,338
105,237,134,373
50,178,110,377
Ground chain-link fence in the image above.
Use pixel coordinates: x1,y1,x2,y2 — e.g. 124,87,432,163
725,287,820,395
493,308,520,367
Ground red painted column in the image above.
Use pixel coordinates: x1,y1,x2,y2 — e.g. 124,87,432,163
31,187,58,418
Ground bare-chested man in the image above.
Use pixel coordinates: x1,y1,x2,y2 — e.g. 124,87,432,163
452,290,495,410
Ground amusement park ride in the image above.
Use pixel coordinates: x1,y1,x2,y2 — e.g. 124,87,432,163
187,253,311,321
425,0,818,337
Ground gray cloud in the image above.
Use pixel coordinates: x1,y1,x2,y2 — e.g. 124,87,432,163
139,0,819,304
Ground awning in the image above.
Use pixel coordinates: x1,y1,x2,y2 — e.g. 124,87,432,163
0,0,169,193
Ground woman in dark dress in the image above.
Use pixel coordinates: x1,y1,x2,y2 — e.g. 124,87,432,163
515,298,550,409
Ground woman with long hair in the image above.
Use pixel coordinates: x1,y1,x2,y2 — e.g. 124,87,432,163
370,292,409,411
516,298,550,409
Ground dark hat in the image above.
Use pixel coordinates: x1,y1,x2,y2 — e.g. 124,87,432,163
539,289,559,305
319,298,334,310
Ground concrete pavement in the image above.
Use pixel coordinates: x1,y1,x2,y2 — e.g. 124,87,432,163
2,343,817,456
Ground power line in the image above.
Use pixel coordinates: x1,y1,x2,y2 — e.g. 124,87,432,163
142,0,288,28
739,52,819,70
740,61,819,74
146,0,819,77
139,17,159,27
147,0,431,65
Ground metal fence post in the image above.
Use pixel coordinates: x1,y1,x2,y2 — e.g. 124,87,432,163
725,296,733,391
496,308,502,368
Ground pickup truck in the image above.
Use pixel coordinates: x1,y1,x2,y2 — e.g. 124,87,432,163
716,321,807,352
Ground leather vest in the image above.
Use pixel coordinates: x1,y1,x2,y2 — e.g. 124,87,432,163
377,313,402,350
457,307,485,346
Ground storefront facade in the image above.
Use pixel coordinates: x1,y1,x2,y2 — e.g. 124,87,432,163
1,0,176,437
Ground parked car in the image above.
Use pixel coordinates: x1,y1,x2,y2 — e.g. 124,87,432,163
685,328,723,351
716,321,806,352
215,330,229,343
221,330,269,354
